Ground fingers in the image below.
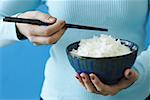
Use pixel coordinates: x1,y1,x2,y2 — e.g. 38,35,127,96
124,69,138,81
89,74,110,96
123,68,138,85
34,11,56,24
89,74,104,92
29,26,67,45
75,73,85,87
124,69,132,79
114,69,139,90
18,11,56,24
76,73,113,96
31,20,66,36
123,68,138,88
80,73,97,93
75,69,139,97
79,73,98,93
16,11,67,45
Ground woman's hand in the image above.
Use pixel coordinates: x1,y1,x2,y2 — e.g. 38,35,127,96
75,69,138,96
16,11,66,45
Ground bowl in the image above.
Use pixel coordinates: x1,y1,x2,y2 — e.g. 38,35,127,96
66,39,138,85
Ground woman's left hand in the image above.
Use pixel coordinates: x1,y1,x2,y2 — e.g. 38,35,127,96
75,69,138,96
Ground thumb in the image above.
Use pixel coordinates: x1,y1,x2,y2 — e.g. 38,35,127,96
124,69,138,82
42,16,56,24
35,12,56,24
115,69,138,90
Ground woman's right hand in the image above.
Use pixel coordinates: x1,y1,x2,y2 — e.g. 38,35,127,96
16,11,66,45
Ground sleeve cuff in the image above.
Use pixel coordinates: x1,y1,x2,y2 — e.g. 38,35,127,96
132,61,146,86
0,14,21,41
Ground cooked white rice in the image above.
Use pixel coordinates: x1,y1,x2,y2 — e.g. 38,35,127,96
70,34,131,58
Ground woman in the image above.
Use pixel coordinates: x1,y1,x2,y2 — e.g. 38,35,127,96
40,1,150,100
0,0,149,100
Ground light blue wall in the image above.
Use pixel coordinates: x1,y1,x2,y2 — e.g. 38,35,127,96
0,40,50,100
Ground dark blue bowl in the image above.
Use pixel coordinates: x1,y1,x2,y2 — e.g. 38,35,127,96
66,39,138,85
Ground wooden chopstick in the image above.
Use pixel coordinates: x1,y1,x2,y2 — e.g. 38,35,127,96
3,17,108,32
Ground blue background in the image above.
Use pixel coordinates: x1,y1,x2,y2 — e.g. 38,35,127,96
0,40,50,100
0,1,50,100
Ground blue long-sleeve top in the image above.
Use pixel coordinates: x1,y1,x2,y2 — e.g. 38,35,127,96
0,0,149,100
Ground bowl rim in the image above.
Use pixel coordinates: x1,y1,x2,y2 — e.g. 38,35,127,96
66,39,138,59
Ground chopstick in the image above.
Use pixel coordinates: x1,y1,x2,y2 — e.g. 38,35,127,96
65,24,108,31
3,17,108,32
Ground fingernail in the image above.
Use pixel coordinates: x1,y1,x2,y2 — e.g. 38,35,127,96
90,75,95,80
129,72,132,75
75,76,79,80
49,17,56,22
90,74,95,80
80,73,86,80
128,72,132,77
126,71,132,79
81,76,85,80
